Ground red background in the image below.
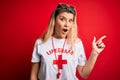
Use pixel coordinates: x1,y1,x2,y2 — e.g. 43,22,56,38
0,0,120,80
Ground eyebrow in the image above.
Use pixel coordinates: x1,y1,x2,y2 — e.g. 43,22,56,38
59,15,73,20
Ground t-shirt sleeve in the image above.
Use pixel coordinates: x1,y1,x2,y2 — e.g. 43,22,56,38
76,40,86,66
31,39,41,63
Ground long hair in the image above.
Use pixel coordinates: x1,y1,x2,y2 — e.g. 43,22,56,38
41,3,79,47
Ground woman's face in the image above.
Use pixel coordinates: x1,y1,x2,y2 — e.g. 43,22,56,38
53,12,74,39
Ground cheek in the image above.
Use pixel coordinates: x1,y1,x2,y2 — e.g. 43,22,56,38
55,22,63,30
55,24,62,33
68,24,73,30
55,26,60,31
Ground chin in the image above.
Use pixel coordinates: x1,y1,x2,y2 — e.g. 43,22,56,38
61,34,67,38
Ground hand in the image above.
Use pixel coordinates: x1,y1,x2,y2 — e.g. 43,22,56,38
92,36,106,54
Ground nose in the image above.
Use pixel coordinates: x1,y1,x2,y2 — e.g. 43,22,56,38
64,21,69,27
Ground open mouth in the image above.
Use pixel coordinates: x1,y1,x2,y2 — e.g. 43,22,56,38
63,29,68,32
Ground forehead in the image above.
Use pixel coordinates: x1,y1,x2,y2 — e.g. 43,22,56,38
57,12,74,19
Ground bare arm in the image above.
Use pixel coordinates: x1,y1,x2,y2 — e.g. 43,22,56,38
30,63,40,80
77,50,98,79
78,36,106,79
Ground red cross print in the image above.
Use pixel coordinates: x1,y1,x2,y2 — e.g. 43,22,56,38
53,55,67,69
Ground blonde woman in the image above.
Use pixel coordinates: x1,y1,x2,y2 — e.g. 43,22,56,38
30,3,106,80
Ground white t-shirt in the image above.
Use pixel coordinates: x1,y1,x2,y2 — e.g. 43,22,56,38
31,36,86,80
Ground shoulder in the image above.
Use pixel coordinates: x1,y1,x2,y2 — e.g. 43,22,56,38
34,38,43,46
34,36,52,46
74,38,84,49
76,38,83,45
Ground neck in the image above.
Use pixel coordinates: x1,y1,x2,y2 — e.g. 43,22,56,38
52,34,66,39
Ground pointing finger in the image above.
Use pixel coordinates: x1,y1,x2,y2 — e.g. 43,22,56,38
97,36,106,42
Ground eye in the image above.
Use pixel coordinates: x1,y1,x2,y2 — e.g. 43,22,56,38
69,19,73,23
60,18,65,21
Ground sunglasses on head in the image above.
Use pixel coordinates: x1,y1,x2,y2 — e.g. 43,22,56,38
56,3,75,15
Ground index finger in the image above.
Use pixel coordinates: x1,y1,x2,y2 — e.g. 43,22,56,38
97,36,106,42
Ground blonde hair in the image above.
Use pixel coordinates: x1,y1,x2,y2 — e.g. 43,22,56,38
41,4,78,47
